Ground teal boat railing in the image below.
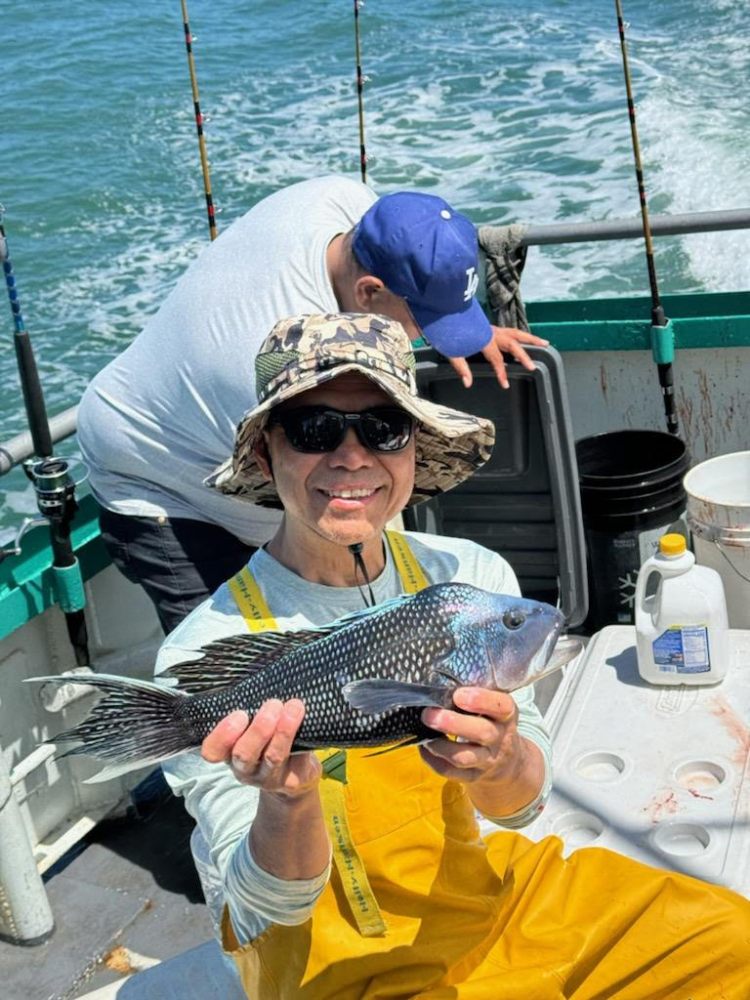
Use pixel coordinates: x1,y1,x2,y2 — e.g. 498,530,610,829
527,290,750,351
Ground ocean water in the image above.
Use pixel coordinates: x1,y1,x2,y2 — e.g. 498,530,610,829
1,0,748,529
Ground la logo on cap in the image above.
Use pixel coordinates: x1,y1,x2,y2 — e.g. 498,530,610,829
464,266,479,302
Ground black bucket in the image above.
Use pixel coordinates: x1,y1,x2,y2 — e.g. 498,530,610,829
576,430,690,632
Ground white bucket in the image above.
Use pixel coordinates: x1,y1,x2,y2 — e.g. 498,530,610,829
684,451,750,628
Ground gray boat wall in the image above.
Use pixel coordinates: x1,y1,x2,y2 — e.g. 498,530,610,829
0,560,164,944
561,345,749,464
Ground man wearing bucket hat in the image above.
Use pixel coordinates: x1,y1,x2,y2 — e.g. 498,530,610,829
78,175,546,635
157,312,750,1000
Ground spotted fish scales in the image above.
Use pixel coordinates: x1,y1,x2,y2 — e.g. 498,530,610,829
26,582,581,779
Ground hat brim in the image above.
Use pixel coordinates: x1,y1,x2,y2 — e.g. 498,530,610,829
412,297,492,359
205,363,494,509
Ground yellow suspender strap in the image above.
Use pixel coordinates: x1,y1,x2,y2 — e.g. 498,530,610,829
316,531,427,935
316,774,387,936
227,567,277,633
385,529,429,594
229,565,387,936
228,532,425,938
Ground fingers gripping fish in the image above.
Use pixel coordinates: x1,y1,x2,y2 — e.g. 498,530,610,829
26,583,582,781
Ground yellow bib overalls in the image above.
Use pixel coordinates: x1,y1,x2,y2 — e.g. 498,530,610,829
223,532,750,999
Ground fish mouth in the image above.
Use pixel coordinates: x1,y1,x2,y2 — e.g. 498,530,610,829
529,630,584,684
538,618,563,667
524,615,582,684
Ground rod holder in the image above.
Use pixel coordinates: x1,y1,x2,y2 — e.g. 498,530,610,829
651,318,675,365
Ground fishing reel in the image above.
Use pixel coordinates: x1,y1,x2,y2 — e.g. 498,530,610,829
0,457,88,563
23,456,82,523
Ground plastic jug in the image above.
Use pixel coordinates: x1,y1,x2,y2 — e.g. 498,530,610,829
634,533,729,685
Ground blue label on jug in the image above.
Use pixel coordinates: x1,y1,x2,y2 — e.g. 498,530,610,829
652,626,711,674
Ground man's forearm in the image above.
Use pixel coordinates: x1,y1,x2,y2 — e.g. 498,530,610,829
249,786,330,880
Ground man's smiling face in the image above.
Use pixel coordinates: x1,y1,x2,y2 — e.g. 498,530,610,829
258,372,416,550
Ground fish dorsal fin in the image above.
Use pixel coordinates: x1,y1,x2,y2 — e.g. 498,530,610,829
162,626,336,693
163,593,422,693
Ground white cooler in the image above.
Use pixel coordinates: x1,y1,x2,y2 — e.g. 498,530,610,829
487,626,750,898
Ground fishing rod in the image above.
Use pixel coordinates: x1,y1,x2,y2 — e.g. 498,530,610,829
353,0,367,183
0,207,90,666
614,0,679,436
180,0,218,240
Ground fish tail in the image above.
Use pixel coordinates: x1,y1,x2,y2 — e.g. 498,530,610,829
26,673,196,776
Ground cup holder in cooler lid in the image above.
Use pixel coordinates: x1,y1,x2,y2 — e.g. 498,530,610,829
572,750,629,783
651,822,713,858
673,759,728,793
551,810,605,850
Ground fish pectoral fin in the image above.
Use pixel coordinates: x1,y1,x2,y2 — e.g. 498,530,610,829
342,679,451,715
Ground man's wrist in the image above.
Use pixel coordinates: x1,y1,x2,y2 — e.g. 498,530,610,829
469,736,545,818
261,782,321,809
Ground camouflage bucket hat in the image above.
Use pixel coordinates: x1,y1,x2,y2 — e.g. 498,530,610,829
205,312,495,509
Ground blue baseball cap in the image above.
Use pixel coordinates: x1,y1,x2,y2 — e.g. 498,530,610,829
352,192,492,358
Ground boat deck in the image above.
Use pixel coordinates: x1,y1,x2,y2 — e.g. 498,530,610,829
0,775,239,1000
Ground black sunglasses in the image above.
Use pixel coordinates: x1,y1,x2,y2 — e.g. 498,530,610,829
267,405,415,453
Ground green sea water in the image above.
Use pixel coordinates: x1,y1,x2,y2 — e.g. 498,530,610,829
1,0,748,529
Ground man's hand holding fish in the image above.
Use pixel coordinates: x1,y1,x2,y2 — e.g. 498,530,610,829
420,686,547,818
202,702,321,795
29,312,750,999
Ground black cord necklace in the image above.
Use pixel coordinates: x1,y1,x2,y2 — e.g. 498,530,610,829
348,542,376,607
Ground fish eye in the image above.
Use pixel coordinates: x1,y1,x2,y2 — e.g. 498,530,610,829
503,609,526,631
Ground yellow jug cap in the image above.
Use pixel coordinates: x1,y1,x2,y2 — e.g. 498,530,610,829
659,533,687,556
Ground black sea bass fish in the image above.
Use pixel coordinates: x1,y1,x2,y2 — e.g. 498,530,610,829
27,583,581,779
